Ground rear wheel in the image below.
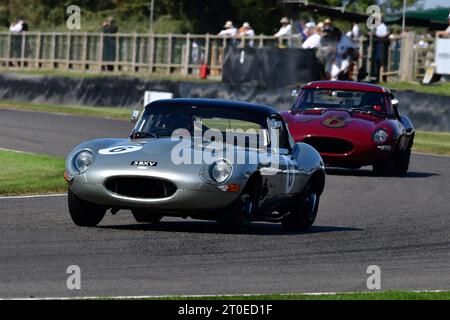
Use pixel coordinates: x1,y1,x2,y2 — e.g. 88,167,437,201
217,182,259,232
68,190,106,227
282,184,320,231
131,211,163,224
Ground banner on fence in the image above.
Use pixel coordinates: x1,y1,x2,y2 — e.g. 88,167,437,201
222,47,322,88
435,39,450,75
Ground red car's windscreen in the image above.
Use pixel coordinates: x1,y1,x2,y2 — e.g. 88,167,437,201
293,89,389,114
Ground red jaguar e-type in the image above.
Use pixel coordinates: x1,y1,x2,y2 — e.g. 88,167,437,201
282,81,415,175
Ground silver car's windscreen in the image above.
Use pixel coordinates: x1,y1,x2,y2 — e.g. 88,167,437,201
133,104,269,149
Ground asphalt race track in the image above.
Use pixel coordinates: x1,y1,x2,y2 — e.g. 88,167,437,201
0,109,133,157
0,109,449,298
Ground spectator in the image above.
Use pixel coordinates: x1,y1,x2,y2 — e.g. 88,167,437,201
317,24,337,79
351,22,359,39
238,22,255,47
323,18,333,31
436,13,450,38
102,17,119,71
292,19,308,41
218,21,237,36
9,18,28,66
274,17,292,48
274,17,292,37
102,16,119,33
373,16,389,82
9,17,27,33
331,29,358,80
302,24,322,49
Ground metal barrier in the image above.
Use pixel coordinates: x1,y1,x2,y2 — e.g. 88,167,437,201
0,31,436,82
0,32,291,79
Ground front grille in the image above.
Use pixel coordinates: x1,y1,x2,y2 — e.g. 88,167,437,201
303,137,353,154
105,177,176,199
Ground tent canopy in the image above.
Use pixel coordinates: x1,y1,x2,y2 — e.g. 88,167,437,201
284,2,449,30
385,7,450,29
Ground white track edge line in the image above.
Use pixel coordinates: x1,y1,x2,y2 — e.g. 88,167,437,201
0,193,67,200
2,289,448,300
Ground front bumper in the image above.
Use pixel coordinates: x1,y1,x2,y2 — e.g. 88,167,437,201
68,168,244,212
69,180,238,212
320,143,393,168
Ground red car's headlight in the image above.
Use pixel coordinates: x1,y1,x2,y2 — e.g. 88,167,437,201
373,129,388,145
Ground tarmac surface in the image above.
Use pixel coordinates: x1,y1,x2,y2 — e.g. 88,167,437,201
0,109,449,298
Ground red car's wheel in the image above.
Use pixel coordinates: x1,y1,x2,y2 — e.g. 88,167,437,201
373,148,411,176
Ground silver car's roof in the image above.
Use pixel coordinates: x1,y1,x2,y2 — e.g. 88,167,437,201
145,98,280,118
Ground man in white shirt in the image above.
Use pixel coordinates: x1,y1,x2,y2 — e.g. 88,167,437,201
436,14,450,38
9,19,25,33
331,31,358,80
373,17,389,81
238,22,255,47
351,22,359,39
375,18,389,38
274,17,292,37
218,21,237,37
302,24,322,49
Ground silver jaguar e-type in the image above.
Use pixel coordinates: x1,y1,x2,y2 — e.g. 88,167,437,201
65,98,325,231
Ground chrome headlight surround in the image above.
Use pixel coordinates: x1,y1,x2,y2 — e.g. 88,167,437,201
210,159,233,184
72,149,95,174
373,129,388,145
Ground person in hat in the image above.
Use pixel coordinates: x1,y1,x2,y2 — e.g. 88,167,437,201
302,23,322,49
274,17,292,37
238,22,255,47
323,18,333,30
436,13,450,38
218,21,237,36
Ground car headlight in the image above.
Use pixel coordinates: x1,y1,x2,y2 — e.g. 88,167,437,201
373,129,388,145
73,150,94,174
211,159,233,184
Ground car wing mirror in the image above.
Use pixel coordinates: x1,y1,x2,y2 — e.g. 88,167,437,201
391,98,401,119
131,109,140,123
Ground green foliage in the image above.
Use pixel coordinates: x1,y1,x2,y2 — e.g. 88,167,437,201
0,0,422,33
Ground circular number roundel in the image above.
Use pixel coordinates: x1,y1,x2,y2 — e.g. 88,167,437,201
98,145,143,155
321,116,347,128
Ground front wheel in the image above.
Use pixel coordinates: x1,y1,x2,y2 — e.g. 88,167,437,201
68,190,106,227
282,184,320,231
373,148,411,176
216,183,259,232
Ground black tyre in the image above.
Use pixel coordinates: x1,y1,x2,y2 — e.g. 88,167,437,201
373,148,411,176
131,211,163,224
217,182,259,232
282,184,320,231
393,148,411,175
68,190,106,227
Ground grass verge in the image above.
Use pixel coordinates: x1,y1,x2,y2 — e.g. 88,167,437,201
382,81,450,97
145,291,450,300
414,131,450,156
0,69,220,83
0,100,131,120
0,150,65,196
